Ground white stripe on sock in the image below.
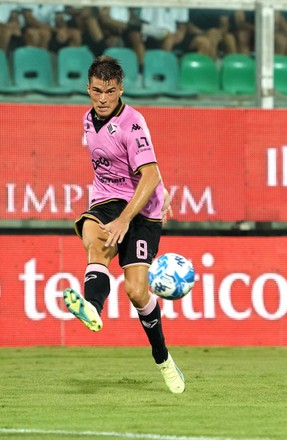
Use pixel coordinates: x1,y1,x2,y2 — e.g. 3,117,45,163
136,293,157,316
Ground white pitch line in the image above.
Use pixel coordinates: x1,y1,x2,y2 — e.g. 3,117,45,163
0,428,272,440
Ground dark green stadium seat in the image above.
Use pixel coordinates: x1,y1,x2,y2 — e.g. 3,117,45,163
220,54,256,94
0,49,19,93
143,49,197,97
104,47,139,90
179,53,221,94
13,46,69,94
274,54,287,94
0,49,32,93
57,46,94,94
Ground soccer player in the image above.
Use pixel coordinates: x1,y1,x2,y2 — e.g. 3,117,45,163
63,55,185,394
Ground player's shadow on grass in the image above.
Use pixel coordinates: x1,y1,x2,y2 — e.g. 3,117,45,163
65,376,153,394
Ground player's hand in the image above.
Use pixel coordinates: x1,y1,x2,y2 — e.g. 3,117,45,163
99,217,129,247
162,188,173,225
162,205,173,225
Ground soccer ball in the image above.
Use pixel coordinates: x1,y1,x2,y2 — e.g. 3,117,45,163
148,253,195,300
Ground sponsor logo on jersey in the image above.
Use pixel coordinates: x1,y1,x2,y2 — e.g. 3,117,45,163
135,137,150,149
92,157,110,171
96,175,126,184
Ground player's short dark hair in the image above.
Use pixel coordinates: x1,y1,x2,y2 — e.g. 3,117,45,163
88,55,124,85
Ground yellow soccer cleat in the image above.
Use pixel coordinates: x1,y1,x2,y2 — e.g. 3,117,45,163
157,353,185,394
63,288,103,332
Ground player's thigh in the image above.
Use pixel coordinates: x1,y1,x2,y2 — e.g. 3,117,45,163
82,219,117,264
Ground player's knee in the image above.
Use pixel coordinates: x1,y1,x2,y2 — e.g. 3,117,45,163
125,280,146,307
83,240,102,262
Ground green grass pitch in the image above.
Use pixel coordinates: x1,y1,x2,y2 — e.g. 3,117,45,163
0,346,286,440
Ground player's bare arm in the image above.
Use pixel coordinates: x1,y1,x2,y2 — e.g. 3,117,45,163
100,164,162,247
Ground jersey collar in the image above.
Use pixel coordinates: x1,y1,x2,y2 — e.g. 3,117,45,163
91,98,125,121
90,99,125,133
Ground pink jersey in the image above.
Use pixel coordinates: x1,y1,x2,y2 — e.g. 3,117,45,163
83,102,164,220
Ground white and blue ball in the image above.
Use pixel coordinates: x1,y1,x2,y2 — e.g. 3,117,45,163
148,253,195,300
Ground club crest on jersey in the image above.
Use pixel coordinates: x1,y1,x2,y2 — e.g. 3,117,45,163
107,123,117,135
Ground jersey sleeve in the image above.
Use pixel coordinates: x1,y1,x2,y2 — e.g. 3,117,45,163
124,112,158,174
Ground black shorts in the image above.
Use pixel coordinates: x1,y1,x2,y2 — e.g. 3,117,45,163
75,200,162,268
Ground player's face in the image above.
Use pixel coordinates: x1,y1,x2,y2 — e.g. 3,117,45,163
87,77,124,119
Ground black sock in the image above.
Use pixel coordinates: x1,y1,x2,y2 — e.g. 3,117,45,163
84,263,110,314
138,302,168,364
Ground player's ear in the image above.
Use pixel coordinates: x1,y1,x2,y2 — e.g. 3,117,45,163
119,83,124,96
87,83,91,95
